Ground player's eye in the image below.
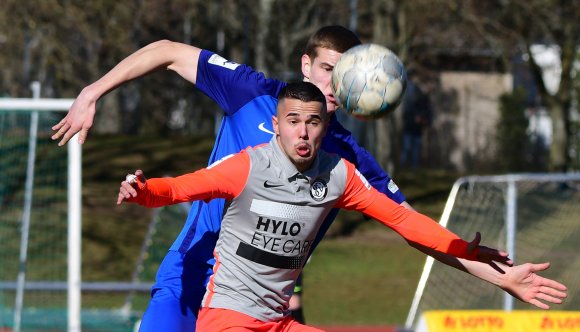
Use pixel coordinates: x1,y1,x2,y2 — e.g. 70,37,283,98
321,65,333,72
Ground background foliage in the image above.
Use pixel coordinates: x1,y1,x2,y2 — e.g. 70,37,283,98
1,0,578,171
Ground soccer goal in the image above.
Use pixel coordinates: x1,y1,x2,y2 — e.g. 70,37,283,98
405,173,580,329
0,90,81,332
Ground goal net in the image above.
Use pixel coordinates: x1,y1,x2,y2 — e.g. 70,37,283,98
0,97,83,332
405,174,580,329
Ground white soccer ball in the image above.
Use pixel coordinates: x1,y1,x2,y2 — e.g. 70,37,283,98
331,44,407,119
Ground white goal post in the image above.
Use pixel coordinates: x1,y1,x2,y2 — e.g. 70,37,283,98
405,173,580,329
0,92,80,332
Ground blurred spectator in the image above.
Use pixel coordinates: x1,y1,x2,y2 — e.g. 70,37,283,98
401,82,432,168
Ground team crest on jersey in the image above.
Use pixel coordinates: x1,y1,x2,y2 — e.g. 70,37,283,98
208,54,241,70
310,179,328,201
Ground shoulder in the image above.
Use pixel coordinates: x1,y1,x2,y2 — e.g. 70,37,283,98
243,143,273,168
199,50,285,90
318,150,348,178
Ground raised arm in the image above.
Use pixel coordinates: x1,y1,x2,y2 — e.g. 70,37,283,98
52,40,201,146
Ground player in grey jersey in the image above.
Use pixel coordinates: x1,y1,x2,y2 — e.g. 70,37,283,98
118,82,567,331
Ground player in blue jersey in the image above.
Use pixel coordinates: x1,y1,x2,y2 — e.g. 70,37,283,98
52,26,567,331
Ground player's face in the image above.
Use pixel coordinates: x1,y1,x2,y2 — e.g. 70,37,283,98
301,47,342,114
272,98,327,172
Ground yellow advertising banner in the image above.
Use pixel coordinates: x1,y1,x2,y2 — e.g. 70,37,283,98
419,310,580,332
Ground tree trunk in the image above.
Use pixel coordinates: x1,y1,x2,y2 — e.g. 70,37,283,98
548,101,570,172
255,0,274,74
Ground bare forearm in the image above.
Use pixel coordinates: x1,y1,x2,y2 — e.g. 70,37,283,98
410,243,503,286
85,40,200,101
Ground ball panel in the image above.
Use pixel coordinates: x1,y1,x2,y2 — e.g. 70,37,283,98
331,43,407,119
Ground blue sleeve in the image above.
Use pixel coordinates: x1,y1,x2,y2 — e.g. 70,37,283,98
322,115,406,204
195,50,284,115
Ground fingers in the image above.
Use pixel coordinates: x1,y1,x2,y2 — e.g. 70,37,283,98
78,128,90,145
117,192,126,205
538,285,567,300
540,279,568,292
496,250,513,266
528,298,550,310
535,291,564,305
117,180,139,205
135,170,147,184
530,262,567,291
529,262,550,273
523,279,568,310
52,120,78,146
476,246,513,266
51,117,67,131
58,129,76,147
52,114,93,146
52,121,71,141
467,232,481,254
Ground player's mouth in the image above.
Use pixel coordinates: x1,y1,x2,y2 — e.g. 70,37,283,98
296,143,311,157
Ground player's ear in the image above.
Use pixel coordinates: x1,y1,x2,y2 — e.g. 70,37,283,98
301,54,311,80
272,115,279,135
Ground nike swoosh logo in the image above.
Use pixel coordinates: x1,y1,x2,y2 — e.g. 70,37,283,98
258,122,275,135
263,180,284,188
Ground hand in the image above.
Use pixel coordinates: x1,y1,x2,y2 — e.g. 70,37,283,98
51,89,97,146
467,232,513,266
500,262,567,309
117,170,147,205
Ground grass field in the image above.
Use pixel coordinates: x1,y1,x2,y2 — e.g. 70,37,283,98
79,134,457,327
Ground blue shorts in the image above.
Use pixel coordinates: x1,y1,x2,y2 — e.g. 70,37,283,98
138,250,210,332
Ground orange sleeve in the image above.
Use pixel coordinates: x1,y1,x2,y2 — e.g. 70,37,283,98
335,160,477,261
129,151,250,208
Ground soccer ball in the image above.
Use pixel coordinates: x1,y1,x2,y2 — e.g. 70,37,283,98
331,44,407,119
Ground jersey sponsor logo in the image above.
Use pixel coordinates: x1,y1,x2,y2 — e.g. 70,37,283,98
250,217,312,256
310,179,328,201
355,169,371,190
208,54,241,70
256,216,302,236
258,122,275,135
264,180,284,188
247,200,312,258
387,179,399,193
207,153,235,169
236,242,305,269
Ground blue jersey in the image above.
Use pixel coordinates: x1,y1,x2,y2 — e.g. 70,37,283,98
142,50,405,331
169,49,404,255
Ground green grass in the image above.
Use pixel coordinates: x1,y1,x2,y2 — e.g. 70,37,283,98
303,228,426,325
80,134,458,326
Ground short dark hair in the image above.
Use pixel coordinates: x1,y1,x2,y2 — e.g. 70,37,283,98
277,82,327,117
304,25,362,60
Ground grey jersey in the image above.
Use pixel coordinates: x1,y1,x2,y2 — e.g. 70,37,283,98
202,137,348,321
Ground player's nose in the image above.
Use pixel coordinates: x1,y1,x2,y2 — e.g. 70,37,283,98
298,123,308,138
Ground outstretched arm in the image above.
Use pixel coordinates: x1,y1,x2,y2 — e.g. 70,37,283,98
337,161,509,263
412,243,567,309
403,201,566,309
52,40,201,146
117,151,249,207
